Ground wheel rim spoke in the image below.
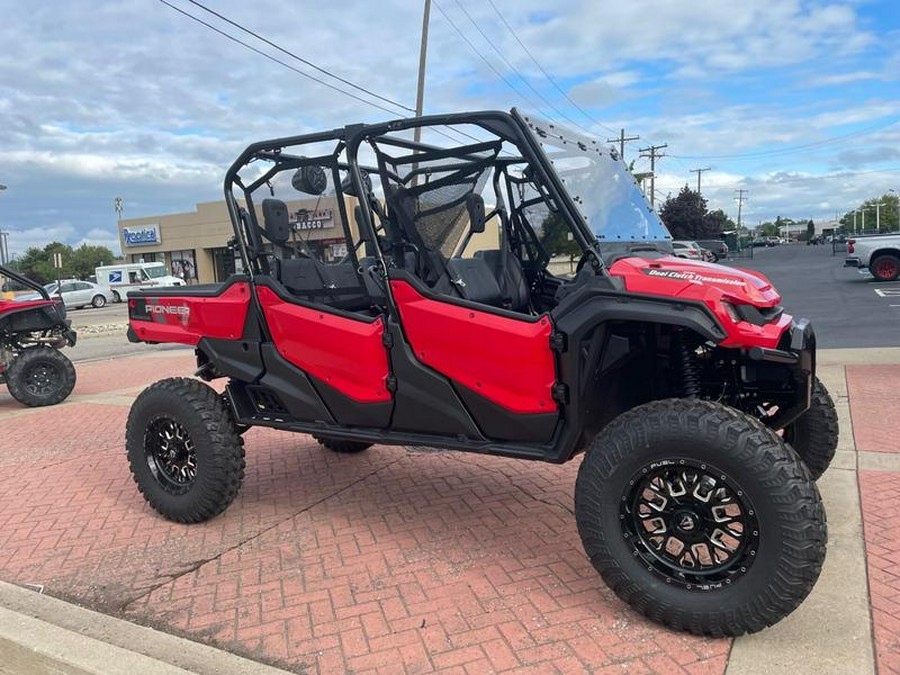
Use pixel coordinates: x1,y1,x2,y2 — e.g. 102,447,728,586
145,416,197,493
622,459,759,588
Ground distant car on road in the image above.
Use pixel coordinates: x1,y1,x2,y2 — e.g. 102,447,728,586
671,240,704,260
16,279,115,309
695,239,729,262
844,233,900,281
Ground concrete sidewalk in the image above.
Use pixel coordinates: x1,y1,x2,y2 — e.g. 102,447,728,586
0,348,897,674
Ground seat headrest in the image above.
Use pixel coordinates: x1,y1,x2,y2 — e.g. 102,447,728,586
262,199,290,245
465,193,486,234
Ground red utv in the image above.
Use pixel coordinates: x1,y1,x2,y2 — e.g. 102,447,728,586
125,110,837,637
1,266,77,406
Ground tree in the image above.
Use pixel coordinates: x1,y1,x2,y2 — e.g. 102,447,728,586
758,222,780,238
539,212,580,257
658,185,728,240
70,244,115,280
804,219,815,242
15,242,116,284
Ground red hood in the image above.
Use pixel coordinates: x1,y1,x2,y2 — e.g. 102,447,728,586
608,256,782,307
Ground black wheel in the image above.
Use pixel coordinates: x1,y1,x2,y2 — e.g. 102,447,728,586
112,290,121,303
870,254,900,282
575,399,826,637
313,435,372,454
126,378,245,523
782,377,838,480
91,294,106,308
6,347,76,407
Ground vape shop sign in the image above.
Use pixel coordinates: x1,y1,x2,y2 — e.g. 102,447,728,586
293,208,334,230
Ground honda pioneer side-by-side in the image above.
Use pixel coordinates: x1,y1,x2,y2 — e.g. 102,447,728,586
1,266,77,406
125,110,838,637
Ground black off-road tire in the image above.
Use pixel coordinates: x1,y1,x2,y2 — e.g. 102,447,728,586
91,294,106,308
783,377,839,480
313,435,372,454
6,347,76,407
575,398,826,637
126,378,245,523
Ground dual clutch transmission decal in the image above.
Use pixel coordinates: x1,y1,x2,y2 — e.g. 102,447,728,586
641,267,745,287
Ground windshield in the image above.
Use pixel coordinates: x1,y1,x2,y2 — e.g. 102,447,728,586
145,266,167,278
520,113,671,243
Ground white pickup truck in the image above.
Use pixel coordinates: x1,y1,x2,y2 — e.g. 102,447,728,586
844,234,900,282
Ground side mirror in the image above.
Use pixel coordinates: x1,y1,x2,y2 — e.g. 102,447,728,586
291,165,327,195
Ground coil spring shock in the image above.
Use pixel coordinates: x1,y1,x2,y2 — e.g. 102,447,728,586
674,330,701,398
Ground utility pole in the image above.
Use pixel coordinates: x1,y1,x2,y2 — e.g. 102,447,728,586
606,128,640,162
638,143,667,208
735,189,748,230
691,167,712,196
413,0,431,145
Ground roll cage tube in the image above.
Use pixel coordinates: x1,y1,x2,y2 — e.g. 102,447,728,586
0,265,52,300
222,110,609,284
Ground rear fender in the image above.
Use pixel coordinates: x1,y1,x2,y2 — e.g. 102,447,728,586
128,282,251,345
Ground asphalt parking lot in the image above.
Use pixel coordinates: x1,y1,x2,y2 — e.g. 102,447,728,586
723,244,900,348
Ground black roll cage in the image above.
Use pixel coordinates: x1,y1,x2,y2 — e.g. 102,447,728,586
221,109,607,288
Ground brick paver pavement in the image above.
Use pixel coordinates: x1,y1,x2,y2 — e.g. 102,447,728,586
848,364,900,675
1,353,730,674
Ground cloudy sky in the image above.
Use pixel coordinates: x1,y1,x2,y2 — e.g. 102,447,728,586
1,0,899,256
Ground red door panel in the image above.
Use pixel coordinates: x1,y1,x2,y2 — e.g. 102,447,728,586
257,287,391,403
390,281,557,414
129,283,251,346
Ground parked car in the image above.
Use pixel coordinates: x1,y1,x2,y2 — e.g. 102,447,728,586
671,240,704,260
16,279,115,309
695,239,729,262
844,233,900,281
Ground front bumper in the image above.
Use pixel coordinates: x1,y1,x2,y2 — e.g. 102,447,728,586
747,319,815,429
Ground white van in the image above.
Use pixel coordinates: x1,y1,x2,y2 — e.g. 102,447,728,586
95,262,184,301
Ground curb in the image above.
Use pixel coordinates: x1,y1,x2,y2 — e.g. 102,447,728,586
0,581,291,675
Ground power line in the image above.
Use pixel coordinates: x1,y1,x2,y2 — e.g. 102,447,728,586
160,1,484,148
184,0,415,112
484,0,617,135
451,0,595,136
432,0,566,122
158,0,406,116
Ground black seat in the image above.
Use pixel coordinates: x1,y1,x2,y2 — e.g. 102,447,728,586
446,257,503,307
476,249,531,312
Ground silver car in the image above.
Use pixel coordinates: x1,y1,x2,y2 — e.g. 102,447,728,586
18,279,115,309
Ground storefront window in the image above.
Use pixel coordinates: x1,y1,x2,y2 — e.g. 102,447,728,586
170,249,197,281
